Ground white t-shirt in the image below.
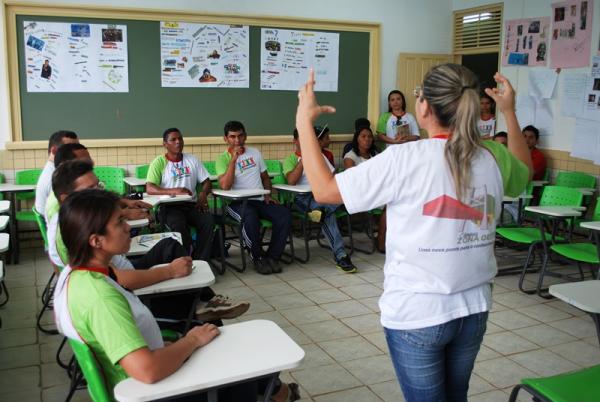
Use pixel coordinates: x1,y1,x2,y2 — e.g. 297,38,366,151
335,139,503,330
343,149,370,166
217,147,267,196
297,154,335,186
477,117,496,137
146,153,210,202
384,113,420,139
35,160,54,217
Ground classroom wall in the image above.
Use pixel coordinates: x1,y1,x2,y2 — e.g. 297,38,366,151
0,0,453,151
453,0,600,179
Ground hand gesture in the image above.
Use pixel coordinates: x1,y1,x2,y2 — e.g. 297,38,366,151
186,323,220,348
296,69,336,128
168,257,192,278
485,72,516,114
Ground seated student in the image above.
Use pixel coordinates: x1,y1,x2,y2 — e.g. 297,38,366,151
53,189,299,402
493,131,508,146
216,121,292,275
342,117,371,157
284,128,357,273
35,130,79,218
48,160,249,322
146,128,215,261
47,143,150,224
522,125,547,180
317,125,335,167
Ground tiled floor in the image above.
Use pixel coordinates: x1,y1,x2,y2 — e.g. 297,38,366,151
0,236,599,402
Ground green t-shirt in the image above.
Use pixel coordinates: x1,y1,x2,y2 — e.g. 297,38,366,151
481,141,530,197
282,153,299,177
67,271,147,394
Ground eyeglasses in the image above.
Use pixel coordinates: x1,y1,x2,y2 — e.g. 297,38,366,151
413,86,422,98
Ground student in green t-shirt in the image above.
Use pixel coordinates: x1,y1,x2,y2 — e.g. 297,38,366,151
146,128,215,261
54,189,299,401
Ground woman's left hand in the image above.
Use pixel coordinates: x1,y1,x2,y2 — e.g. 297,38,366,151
296,69,336,129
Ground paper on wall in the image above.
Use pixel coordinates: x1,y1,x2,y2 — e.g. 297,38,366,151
160,22,249,88
560,72,587,117
260,28,339,91
534,98,554,136
570,118,600,162
550,0,593,68
582,56,600,121
502,17,551,67
529,68,558,99
24,21,128,92
516,95,536,127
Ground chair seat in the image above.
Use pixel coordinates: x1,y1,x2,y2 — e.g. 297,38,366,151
16,210,36,222
496,227,563,244
0,216,8,231
522,364,600,402
260,219,272,228
550,243,599,264
0,233,9,253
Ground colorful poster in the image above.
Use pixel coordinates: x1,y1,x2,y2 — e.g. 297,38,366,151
260,28,339,91
582,56,600,121
24,21,128,92
550,0,593,68
502,17,550,67
160,22,249,88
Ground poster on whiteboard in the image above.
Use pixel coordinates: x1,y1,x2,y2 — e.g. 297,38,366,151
160,22,249,88
550,0,593,68
502,17,550,66
24,21,128,92
260,28,339,91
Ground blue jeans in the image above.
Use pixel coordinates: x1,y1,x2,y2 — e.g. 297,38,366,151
294,194,346,260
384,312,488,402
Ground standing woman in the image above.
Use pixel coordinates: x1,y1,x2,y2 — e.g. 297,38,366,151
477,93,496,138
53,189,298,402
295,65,532,401
376,90,420,146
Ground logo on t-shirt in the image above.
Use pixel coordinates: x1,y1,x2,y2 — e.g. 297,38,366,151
237,156,257,173
170,163,191,181
422,186,495,231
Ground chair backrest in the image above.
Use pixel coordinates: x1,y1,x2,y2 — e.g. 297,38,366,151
203,161,217,176
94,167,126,195
135,164,149,179
540,185,583,207
15,168,42,201
265,160,286,184
32,207,48,248
0,172,4,201
592,197,600,221
68,339,112,402
555,171,596,189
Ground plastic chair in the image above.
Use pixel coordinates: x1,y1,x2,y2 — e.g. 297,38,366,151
135,164,149,179
203,161,217,176
509,364,600,402
555,171,596,189
15,168,42,222
0,172,5,200
94,166,126,195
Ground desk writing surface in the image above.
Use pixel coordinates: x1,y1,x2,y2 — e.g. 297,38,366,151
549,281,600,314
581,221,600,231
134,260,214,296
114,319,305,402
525,206,583,217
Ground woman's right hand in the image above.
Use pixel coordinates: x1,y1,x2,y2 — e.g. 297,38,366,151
168,257,192,278
485,72,515,114
187,323,220,348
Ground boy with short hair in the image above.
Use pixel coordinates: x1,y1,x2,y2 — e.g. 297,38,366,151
522,125,546,180
216,121,291,275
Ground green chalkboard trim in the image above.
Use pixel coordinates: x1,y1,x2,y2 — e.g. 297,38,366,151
5,3,380,145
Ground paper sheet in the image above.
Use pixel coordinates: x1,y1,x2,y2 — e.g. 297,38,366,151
529,69,558,99
582,56,600,121
160,22,250,88
24,21,128,92
516,95,536,127
570,118,600,162
260,28,339,91
534,98,554,136
502,17,551,67
560,72,587,117
550,0,593,68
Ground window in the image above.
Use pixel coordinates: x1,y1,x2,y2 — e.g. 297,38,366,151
453,4,503,55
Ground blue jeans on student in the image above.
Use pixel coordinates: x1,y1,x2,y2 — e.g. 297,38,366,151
384,311,488,402
294,194,346,261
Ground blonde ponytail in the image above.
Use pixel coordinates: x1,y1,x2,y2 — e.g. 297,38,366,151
421,64,482,201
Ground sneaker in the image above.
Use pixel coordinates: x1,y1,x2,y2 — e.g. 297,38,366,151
267,257,283,273
254,257,272,275
335,255,357,273
307,209,323,223
195,295,250,321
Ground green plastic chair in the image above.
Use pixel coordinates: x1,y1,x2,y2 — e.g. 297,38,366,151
94,166,126,196
0,172,5,200
67,339,112,402
203,161,217,176
32,207,48,249
555,171,596,189
15,168,42,222
509,364,600,402
135,164,149,179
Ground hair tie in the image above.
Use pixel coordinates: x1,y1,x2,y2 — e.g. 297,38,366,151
461,86,472,94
